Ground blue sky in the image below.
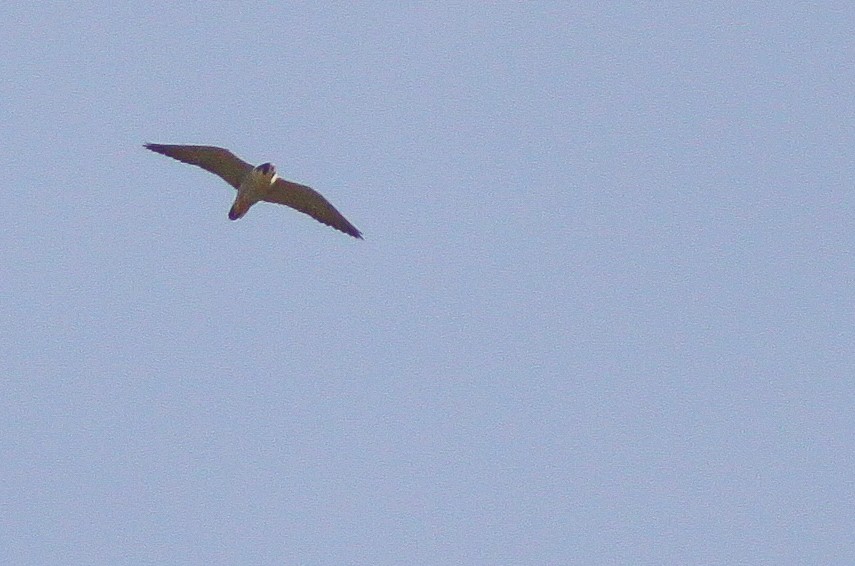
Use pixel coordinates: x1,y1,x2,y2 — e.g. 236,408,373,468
2,4,852,564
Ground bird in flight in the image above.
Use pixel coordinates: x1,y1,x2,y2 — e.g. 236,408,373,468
144,143,363,239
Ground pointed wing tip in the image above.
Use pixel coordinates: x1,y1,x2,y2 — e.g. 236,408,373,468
341,225,363,240
329,221,362,239
338,229,363,240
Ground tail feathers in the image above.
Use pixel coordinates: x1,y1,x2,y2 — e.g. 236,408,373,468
228,196,251,220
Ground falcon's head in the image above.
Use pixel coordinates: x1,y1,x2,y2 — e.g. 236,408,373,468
256,162,277,178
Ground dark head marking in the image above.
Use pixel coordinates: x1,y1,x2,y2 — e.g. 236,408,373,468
258,162,276,176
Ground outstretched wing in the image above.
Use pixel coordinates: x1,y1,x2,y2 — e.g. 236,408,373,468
144,143,252,189
264,178,363,239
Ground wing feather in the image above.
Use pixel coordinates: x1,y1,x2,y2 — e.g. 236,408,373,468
144,143,252,189
265,178,363,239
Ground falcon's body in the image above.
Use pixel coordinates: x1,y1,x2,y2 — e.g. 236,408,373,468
229,162,277,221
144,143,362,239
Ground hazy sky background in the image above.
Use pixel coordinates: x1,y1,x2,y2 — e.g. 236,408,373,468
2,4,852,564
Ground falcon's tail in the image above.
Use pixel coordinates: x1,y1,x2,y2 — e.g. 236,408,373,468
228,195,251,220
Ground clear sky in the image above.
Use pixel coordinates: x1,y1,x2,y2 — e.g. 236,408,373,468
2,4,852,564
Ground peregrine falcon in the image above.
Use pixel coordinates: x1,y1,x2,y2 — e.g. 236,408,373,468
144,143,363,239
